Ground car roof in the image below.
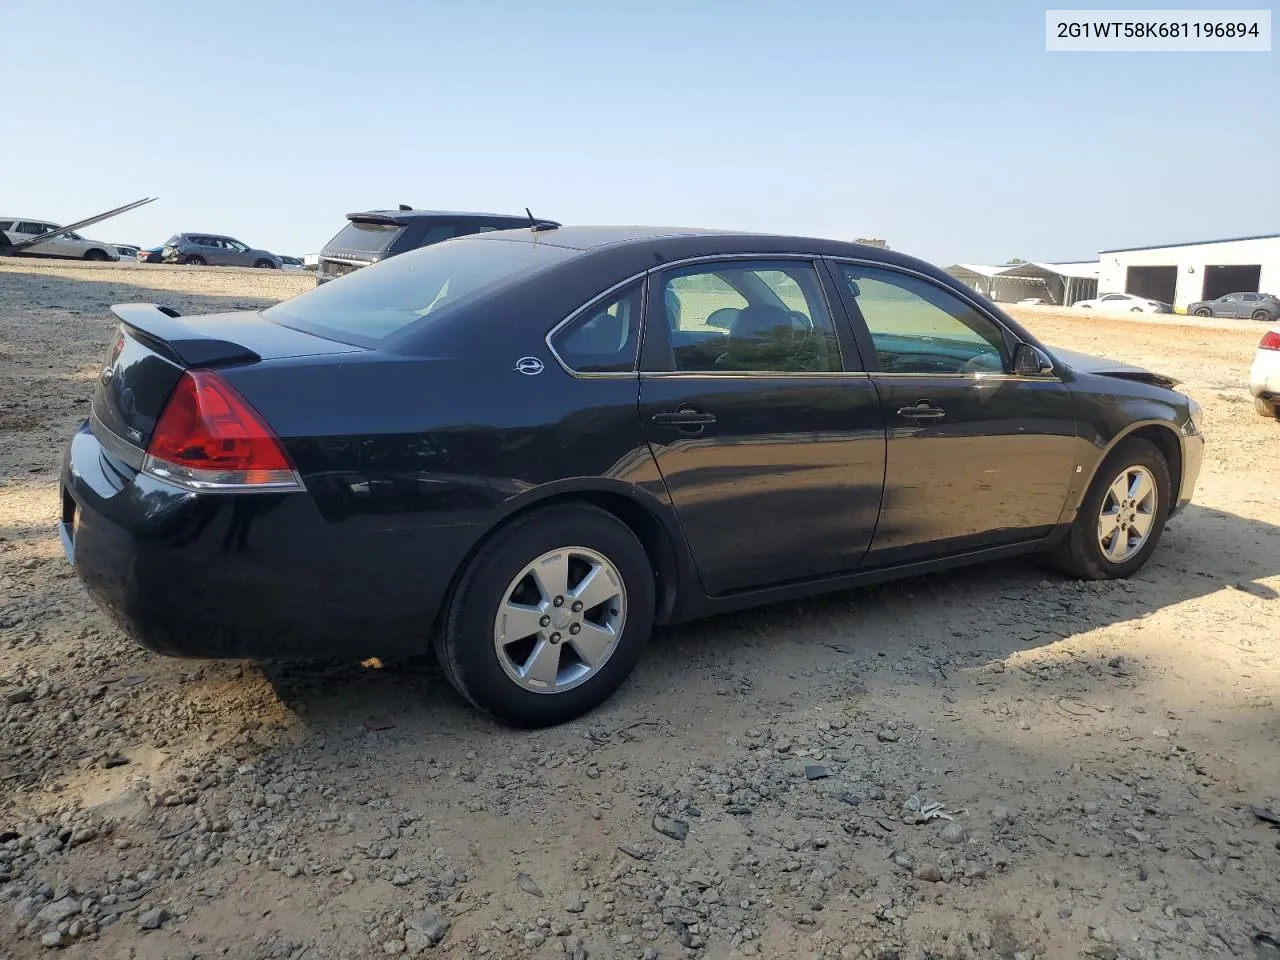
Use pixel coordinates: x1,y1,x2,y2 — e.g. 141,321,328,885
397,226,1049,360
0,217,62,225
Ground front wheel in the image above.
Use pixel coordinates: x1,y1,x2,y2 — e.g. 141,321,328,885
1257,397,1279,419
436,504,655,727
1049,437,1172,580
254,259,277,269
1130,307,1143,313
83,249,111,261
1194,308,1212,317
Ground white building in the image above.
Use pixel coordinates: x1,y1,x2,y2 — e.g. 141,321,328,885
1098,233,1280,311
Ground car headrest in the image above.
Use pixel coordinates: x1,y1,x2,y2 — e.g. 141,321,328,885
729,304,792,342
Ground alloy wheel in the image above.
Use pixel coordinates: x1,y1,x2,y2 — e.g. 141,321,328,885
1097,465,1158,563
493,546,627,694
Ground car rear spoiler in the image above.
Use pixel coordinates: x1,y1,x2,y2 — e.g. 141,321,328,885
346,213,409,227
3,198,158,254
112,304,261,368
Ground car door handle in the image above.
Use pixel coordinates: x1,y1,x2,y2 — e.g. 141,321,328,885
651,407,718,426
896,400,946,420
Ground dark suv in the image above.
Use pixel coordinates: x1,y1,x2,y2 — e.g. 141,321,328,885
316,208,559,283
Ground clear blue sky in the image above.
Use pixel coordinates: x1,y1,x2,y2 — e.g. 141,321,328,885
3,1,1275,265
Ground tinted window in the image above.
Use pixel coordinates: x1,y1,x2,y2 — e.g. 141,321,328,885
1242,293,1258,301
328,220,405,255
264,236,576,345
551,282,643,373
659,261,841,373
0,221,12,231
838,265,1007,374
16,222,45,234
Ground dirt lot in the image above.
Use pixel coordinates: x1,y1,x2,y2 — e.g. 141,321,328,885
2,259,1278,960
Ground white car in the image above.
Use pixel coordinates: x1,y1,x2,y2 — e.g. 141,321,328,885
1074,292,1170,314
0,217,120,261
1249,324,1280,419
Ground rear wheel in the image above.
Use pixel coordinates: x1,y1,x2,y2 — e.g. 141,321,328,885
1194,307,1212,317
83,249,111,261
1049,437,1172,580
1253,309,1273,322
437,504,655,727
184,255,206,266
1257,397,1279,419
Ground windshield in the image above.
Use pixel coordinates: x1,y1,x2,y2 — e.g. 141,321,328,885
264,236,576,344
326,219,405,255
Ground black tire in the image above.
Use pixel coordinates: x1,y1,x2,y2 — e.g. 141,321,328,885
254,259,277,269
184,255,206,266
1253,309,1273,322
1049,437,1172,580
83,249,111,261
1257,397,1279,419
437,504,655,727
1194,308,1212,317
1130,307,1143,313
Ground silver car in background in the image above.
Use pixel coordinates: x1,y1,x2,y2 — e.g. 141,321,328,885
162,233,282,268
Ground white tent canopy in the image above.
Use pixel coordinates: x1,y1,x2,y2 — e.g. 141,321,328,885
945,261,1100,305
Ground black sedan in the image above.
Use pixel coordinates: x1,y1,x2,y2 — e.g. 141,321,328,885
61,227,1205,726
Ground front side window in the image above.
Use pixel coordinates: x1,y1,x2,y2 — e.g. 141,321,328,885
658,261,840,373
550,282,643,373
838,264,1007,375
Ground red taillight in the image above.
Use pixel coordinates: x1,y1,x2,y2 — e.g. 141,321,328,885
1260,331,1280,351
143,369,300,491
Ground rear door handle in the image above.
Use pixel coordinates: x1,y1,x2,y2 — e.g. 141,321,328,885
896,400,946,420
651,407,718,426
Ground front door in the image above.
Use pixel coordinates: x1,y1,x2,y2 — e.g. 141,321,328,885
830,262,1078,567
639,258,886,596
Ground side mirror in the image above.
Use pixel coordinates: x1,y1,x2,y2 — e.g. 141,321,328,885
1013,342,1055,377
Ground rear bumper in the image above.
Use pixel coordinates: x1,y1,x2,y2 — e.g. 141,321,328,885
61,422,480,660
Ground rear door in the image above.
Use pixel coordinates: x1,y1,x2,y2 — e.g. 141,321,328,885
830,261,1078,567
638,257,886,596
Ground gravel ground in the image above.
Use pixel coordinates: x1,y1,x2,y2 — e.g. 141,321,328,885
2,259,1278,960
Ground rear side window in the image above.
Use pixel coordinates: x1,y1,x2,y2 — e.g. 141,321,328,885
550,282,643,373
327,220,405,255
264,236,576,345
16,222,45,234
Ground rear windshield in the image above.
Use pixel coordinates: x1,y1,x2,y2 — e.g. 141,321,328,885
325,219,405,254
264,236,576,345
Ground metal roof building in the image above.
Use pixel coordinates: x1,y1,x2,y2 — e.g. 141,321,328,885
945,261,1099,306
1097,233,1280,311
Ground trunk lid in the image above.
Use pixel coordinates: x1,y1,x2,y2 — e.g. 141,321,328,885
91,304,362,463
